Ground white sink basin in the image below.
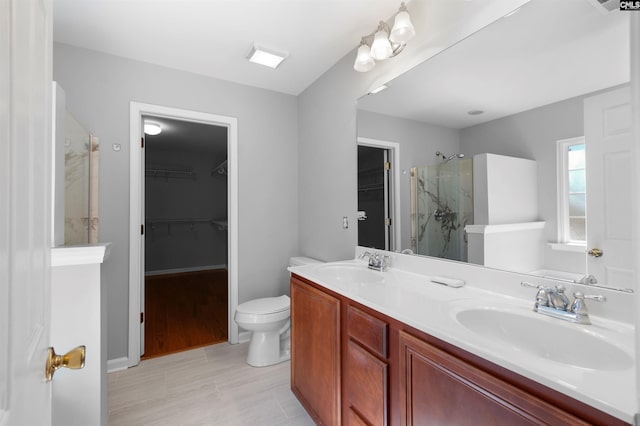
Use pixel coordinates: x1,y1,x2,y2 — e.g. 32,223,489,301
314,263,384,285
455,307,633,370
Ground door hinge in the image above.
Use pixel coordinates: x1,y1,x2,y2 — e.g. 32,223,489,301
385,217,392,226
141,137,144,148
141,224,144,235
384,161,391,170
140,312,144,323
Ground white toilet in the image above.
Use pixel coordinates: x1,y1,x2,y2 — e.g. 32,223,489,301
234,256,321,367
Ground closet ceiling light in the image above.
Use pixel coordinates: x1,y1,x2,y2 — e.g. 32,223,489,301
353,2,415,72
144,122,162,135
247,44,288,69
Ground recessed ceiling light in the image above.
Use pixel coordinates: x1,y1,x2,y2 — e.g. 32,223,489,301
369,85,388,94
144,122,162,135
468,110,484,116
247,44,288,69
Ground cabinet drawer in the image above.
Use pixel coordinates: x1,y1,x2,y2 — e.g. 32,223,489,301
347,305,388,359
346,340,388,426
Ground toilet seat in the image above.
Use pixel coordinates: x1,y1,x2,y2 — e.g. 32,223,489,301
235,295,290,324
236,295,289,315
234,309,290,324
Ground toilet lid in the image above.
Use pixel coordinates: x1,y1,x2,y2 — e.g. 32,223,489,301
236,295,290,315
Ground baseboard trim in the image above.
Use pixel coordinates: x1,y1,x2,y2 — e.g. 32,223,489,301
145,264,227,276
107,356,130,373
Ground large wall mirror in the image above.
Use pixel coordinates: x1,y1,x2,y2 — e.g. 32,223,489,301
357,0,632,291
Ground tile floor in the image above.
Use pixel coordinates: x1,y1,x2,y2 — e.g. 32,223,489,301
108,342,315,425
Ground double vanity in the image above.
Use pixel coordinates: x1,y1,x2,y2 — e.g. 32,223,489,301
289,248,635,425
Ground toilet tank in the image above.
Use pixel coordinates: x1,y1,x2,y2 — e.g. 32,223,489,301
289,256,322,267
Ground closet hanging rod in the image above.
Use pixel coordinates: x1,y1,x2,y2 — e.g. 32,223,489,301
146,168,196,179
147,218,213,225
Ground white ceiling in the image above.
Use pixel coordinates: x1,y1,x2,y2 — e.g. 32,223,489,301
53,0,409,95
357,0,629,129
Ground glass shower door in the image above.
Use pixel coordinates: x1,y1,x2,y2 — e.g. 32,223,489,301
411,159,473,261
64,111,99,244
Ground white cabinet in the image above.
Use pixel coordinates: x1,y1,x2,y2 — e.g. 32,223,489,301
50,244,110,426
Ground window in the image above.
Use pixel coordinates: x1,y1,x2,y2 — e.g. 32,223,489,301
557,137,586,244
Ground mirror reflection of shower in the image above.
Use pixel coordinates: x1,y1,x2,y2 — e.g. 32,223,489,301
433,152,464,221
411,152,473,261
436,151,464,163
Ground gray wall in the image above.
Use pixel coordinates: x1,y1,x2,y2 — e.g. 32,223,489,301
54,43,299,361
145,148,227,272
357,110,460,250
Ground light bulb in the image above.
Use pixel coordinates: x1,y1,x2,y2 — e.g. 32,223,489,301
353,44,375,72
390,10,415,44
144,122,162,135
370,27,392,60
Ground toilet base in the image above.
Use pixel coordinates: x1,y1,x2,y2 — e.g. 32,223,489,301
246,330,290,367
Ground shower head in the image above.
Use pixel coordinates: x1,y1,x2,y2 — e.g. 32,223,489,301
436,152,464,163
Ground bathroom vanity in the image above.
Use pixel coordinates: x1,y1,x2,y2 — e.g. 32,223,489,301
289,256,634,425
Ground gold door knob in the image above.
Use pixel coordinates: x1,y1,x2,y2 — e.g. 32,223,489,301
588,248,603,258
45,345,86,382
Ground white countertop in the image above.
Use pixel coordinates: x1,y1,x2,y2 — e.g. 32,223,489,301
289,258,636,424
51,243,111,267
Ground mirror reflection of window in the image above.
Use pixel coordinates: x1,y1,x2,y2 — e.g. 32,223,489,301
557,137,586,245
567,143,586,242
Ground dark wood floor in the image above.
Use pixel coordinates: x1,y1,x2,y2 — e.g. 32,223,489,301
143,269,228,359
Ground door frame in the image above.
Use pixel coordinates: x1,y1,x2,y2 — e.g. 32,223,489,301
357,137,401,251
128,102,239,367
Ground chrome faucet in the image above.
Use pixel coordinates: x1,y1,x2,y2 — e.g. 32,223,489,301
359,251,390,272
521,282,606,325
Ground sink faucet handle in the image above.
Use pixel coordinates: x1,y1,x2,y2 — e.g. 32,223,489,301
571,292,606,318
583,293,607,302
521,281,550,308
359,251,373,259
521,281,542,289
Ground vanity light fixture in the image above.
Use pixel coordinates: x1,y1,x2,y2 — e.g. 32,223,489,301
354,2,415,72
247,44,288,69
144,122,162,135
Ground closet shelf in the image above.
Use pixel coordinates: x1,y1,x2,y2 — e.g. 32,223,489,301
146,217,228,231
358,183,384,192
146,167,196,180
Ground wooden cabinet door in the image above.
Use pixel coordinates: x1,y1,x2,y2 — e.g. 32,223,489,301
398,331,589,426
291,277,341,425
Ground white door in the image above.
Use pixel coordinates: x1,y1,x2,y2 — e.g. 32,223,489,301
584,87,633,291
0,0,54,424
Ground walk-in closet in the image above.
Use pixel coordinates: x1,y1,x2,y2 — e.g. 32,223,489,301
143,116,228,358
